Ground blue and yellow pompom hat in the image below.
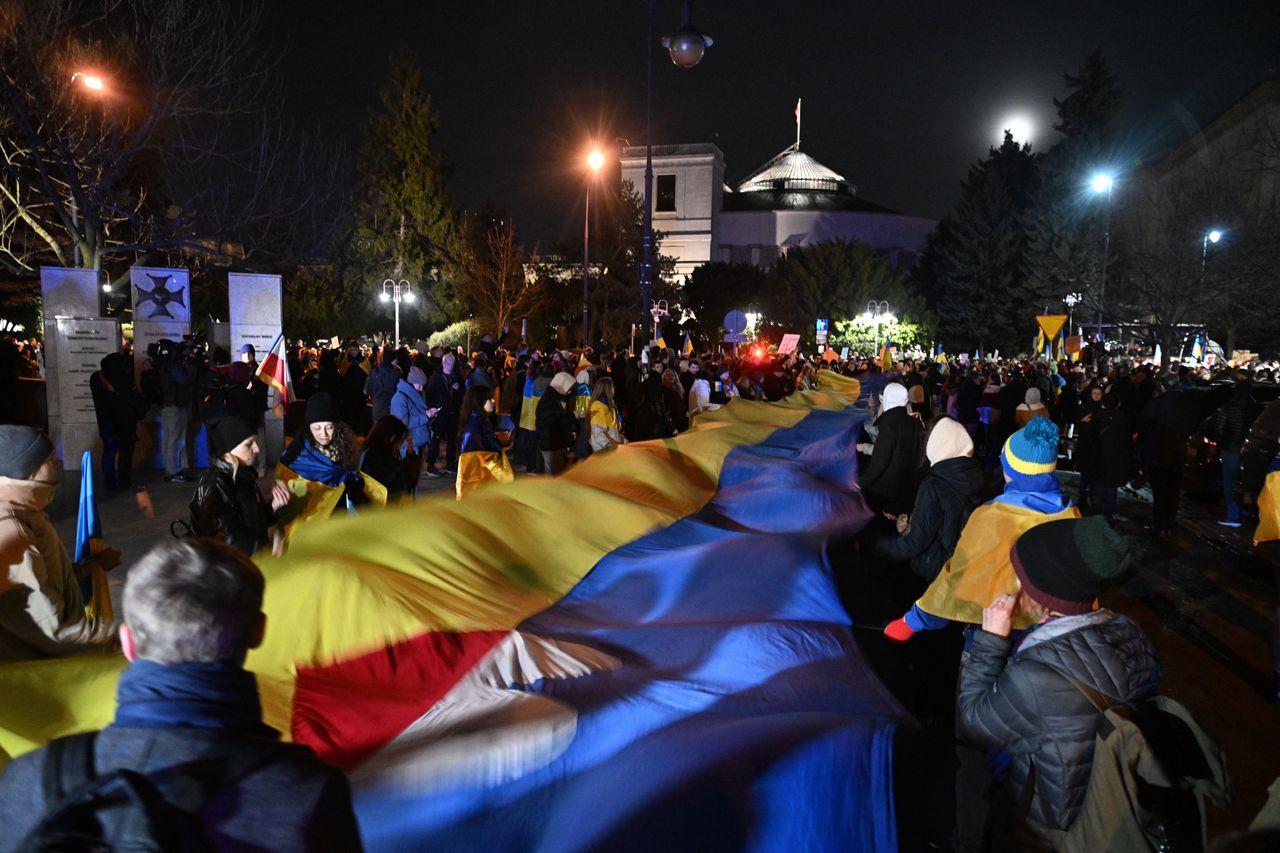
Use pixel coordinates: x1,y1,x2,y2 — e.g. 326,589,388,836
1001,416,1059,480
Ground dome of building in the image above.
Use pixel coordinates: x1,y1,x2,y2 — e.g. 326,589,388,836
736,144,854,195
726,143,896,214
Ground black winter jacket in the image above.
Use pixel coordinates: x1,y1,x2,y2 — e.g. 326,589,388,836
872,456,983,581
860,406,924,515
535,388,577,451
1214,388,1254,453
957,611,1162,848
1084,408,1132,489
189,458,275,555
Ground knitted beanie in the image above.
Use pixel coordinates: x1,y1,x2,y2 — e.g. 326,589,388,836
1011,516,1139,615
407,366,427,386
926,417,974,465
1001,416,1058,479
306,392,341,425
213,417,257,454
0,425,54,480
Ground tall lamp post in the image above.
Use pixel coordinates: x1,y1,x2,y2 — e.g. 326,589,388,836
1090,173,1114,341
379,278,414,349
1063,292,1083,337
582,148,605,348
1200,228,1224,294
640,0,712,344
865,300,893,352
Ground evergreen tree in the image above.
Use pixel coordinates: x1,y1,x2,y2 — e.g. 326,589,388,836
349,49,458,328
767,238,923,348
1022,50,1122,325
928,133,1039,353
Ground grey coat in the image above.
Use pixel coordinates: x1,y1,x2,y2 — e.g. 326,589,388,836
0,726,362,852
956,610,1162,846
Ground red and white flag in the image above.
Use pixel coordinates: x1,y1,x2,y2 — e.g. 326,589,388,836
256,332,294,413
794,97,801,126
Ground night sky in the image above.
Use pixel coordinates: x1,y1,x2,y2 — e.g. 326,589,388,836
266,0,1279,246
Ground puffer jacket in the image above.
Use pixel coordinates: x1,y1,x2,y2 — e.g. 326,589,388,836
0,477,112,661
957,610,1162,848
1214,387,1254,453
872,455,983,581
188,458,274,556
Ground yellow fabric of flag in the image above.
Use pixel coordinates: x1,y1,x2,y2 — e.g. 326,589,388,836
915,501,1081,628
456,451,515,499
273,464,388,544
0,371,861,766
1255,470,1280,546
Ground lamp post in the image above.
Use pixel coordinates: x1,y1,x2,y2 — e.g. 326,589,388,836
69,72,108,267
640,0,712,345
865,300,893,352
379,278,414,349
1063,292,1083,337
583,148,605,348
1090,173,1114,340
649,299,669,343
1200,228,1224,294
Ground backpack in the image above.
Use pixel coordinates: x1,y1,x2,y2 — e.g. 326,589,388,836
1042,679,1233,853
17,732,278,853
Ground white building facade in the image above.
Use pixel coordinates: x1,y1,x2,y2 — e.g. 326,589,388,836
620,141,936,281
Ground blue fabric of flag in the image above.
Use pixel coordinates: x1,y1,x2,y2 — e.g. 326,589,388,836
355,408,908,852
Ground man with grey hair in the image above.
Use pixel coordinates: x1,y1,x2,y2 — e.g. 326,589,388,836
0,539,362,851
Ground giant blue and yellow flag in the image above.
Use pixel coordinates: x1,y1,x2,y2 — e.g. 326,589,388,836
0,372,911,851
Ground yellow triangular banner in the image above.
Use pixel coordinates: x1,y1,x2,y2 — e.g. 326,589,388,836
1036,314,1067,341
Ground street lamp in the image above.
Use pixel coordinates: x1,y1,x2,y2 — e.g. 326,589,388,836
649,299,670,342
380,278,414,349
582,147,605,348
1063,292,1083,337
1090,172,1114,340
640,0,712,347
71,72,105,92
1201,228,1225,294
864,300,894,352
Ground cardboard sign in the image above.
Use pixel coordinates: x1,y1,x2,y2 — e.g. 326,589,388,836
777,334,801,355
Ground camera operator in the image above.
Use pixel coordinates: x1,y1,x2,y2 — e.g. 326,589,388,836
147,339,197,484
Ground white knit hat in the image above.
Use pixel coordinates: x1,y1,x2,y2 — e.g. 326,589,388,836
550,372,577,395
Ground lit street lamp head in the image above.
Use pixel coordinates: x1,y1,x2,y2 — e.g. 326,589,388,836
587,149,605,171
1090,173,1114,194
1208,229,1223,244
661,1,712,69
71,72,105,92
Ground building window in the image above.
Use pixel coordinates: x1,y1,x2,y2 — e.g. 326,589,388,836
655,174,676,212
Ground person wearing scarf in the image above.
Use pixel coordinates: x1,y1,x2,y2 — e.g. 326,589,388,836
0,539,362,849
886,416,1079,641
276,393,386,542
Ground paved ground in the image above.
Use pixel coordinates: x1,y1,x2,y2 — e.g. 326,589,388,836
44,462,1279,839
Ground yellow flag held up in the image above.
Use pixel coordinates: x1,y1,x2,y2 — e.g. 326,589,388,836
915,501,1081,628
1255,469,1280,546
880,345,892,372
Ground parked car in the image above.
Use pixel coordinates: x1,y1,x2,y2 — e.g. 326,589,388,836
1185,383,1280,503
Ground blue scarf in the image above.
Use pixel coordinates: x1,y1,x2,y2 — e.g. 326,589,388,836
288,440,354,488
991,472,1072,514
114,660,276,737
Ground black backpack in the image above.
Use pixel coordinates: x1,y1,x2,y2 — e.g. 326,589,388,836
17,732,278,853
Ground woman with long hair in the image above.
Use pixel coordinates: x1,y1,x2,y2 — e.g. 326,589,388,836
589,376,624,451
360,415,412,501
277,392,380,525
662,368,689,433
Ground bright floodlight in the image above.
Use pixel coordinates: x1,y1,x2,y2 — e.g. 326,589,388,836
402,290,415,303
379,291,391,303
1091,174,1114,194
587,149,605,171
1208,229,1223,244
1002,115,1032,144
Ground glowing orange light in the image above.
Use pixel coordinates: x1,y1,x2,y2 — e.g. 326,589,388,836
72,72,106,92
587,149,605,171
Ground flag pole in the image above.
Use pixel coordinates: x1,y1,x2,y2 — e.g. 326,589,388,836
795,97,802,148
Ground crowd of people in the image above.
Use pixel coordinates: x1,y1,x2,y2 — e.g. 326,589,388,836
2,329,1279,849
